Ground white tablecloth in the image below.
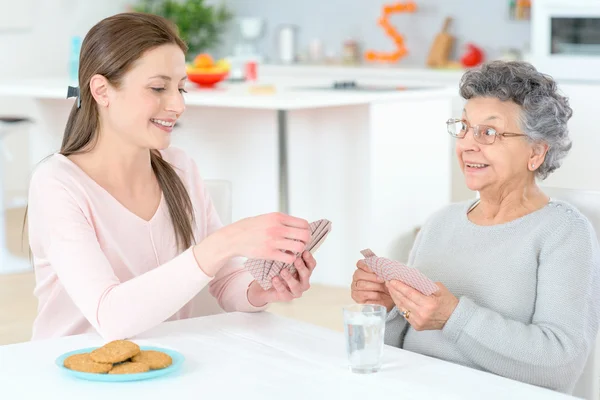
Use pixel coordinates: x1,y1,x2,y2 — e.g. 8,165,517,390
0,312,577,399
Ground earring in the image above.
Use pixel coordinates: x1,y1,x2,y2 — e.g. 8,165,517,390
531,164,535,169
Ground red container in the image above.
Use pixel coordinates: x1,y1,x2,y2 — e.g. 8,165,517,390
245,61,257,81
187,70,229,88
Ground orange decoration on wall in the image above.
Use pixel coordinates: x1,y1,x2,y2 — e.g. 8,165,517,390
365,2,417,63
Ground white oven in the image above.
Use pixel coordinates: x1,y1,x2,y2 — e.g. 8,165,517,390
531,0,600,81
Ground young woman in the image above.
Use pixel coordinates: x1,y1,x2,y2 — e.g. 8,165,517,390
27,12,317,341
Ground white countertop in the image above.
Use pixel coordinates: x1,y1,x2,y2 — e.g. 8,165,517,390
0,74,456,110
259,63,466,82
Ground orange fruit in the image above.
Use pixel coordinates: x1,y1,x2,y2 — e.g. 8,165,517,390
193,54,214,69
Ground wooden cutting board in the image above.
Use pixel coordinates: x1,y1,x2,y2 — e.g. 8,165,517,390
426,17,454,67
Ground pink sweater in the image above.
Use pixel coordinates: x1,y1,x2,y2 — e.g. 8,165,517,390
27,146,266,341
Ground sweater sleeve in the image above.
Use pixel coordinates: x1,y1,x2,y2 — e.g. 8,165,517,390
441,216,600,391
28,173,213,342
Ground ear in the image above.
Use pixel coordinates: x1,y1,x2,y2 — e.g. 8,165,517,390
89,74,110,107
529,142,549,172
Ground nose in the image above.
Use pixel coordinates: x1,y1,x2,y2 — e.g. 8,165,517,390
456,126,480,153
166,89,186,116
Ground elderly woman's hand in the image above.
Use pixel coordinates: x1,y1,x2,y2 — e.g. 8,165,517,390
386,280,459,330
351,260,395,311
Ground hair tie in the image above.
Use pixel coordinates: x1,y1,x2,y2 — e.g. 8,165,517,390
67,86,81,108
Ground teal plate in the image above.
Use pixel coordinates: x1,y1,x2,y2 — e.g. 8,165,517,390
55,346,185,382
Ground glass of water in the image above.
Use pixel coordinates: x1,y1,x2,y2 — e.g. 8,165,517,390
342,304,387,373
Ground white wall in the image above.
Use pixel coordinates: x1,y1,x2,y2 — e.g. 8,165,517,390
0,1,132,80
0,1,132,198
0,1,133,115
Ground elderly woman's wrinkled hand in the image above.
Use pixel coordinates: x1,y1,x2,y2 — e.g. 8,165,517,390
386,280,459,331
351,260,395,312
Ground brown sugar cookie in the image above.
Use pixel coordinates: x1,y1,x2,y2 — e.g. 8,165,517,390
90,340,140,364
64,353,113,374
131,350,172,370
108,361,150,374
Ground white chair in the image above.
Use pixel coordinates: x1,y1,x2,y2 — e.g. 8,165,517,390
192,179,233,316
204,179,233,225
541,186,600,400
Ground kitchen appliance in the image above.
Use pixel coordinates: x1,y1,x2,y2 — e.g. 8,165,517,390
233,17,264,61
276,24,299,64
228,17,264,81
531,0,600,81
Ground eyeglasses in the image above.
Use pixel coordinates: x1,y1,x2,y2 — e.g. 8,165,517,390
446,118,527,145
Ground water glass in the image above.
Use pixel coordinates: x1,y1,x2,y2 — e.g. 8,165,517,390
342,304,386,373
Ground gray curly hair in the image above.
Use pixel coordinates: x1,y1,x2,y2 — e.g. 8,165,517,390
459,60,573,180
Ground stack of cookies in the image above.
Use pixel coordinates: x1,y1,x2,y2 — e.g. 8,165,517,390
63,340,172,374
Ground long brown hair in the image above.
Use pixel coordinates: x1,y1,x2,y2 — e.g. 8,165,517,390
31,13,196,250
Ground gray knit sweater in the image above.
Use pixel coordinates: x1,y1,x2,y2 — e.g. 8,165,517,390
384,199,600,393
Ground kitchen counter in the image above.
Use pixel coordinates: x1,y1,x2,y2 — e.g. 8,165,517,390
0,76,456,110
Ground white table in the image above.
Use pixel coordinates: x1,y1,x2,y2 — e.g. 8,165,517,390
0,312,577,400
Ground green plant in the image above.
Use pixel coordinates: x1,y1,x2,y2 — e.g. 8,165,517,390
133,0,233,59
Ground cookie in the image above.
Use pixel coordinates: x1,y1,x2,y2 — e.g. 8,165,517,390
64,353,113,374
108,361,150,374
90,340,140,364
131,350,172,370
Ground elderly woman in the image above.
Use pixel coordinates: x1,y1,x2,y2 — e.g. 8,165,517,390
351,60,600,393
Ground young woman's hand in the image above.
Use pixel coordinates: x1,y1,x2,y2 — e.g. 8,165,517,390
194,212,310,276
247,251,317,306
226,212,311,263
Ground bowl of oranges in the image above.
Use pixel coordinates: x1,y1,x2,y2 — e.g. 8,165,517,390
186,54,230,88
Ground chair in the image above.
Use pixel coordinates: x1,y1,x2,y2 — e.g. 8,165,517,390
192,179,233,316
541,186,600,400
204,179,233,225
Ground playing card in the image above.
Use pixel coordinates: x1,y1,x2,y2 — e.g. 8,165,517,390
308,220,331,254
309,229,330,254
360,249,376,258
244,219,332,290
305,220,326,251
360,248,438,295
244,258,269,288
309,220,329,248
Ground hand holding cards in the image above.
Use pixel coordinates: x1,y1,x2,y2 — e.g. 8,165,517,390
245,219,332,290
360,248,438,295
